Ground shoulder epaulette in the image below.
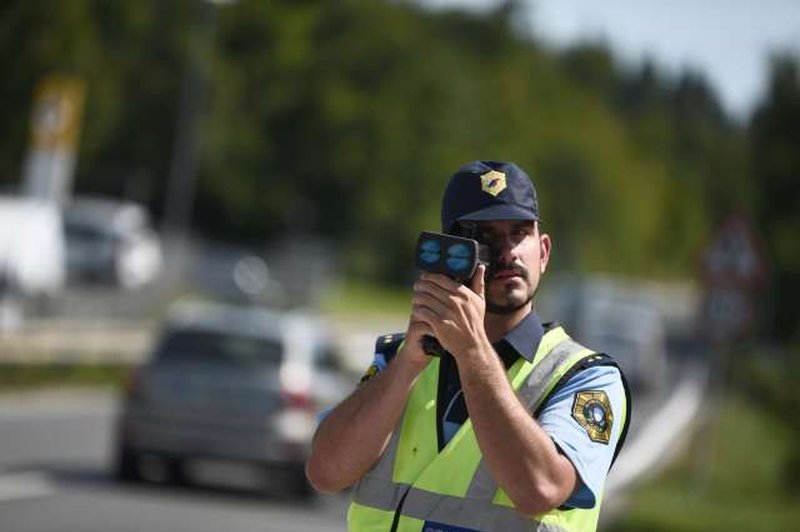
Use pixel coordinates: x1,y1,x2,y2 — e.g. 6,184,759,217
374,332,406,363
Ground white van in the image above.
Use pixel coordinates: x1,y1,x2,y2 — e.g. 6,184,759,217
0,196,65,329
0,196,65,297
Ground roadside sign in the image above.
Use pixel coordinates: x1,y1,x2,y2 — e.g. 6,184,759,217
29,77,85,152
701,214,767,289
700,214,769,343
22,76,86,205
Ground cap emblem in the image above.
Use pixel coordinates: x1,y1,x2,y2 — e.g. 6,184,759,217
480,170,507,197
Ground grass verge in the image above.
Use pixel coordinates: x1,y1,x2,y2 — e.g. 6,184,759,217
0,363,130,391
613,391,800,531
320,278,411,317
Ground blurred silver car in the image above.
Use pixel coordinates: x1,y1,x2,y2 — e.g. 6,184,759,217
113,301,350,497
537,275,669,392
64,196,162,290
575,296,668,392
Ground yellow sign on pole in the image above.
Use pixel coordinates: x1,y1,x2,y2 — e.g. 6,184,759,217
29,76,85,152
23,76,86,204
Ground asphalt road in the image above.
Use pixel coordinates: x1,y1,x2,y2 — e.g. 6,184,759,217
0,358,706,532
0,391,350,532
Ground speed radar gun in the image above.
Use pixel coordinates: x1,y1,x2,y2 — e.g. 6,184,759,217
414,230,492,356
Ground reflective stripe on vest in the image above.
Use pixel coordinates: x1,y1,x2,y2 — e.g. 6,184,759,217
348,327,611,532
401,486,570,532
465,337,594,505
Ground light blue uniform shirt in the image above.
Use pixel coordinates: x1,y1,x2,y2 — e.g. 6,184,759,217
347,317,628,509
538,364,626,508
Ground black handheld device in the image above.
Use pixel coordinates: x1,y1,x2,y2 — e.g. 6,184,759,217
414,231,491,356
414,231,485,281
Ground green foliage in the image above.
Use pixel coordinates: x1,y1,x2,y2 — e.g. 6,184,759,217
0,0,796,333
730,343,800,491
0,363,129,390
750,55,800,340
614,393,800,532
0,0,191,205
321,278,411,317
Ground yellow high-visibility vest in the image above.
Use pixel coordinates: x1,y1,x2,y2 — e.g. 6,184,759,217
347,326,629,532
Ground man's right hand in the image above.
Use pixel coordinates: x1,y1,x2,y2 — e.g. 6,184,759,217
399,318,434,366
306,310,431,493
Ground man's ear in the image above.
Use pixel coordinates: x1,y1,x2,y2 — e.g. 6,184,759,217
539,230,552,274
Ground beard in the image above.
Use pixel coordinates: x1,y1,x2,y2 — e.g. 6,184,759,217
486,288,534,315
485,263,536,315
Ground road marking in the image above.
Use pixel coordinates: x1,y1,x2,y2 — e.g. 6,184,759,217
0,471,56,502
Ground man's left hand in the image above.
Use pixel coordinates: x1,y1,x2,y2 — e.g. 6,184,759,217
410,264,488,357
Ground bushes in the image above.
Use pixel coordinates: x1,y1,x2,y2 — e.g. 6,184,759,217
0,362,129,390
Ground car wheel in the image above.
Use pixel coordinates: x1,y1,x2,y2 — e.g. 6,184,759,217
166,457,190,486
285,466,315,500
262,465,315,500
114,446,141,482
291,472,315,500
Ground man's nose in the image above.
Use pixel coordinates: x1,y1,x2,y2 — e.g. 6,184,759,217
493,236,518,264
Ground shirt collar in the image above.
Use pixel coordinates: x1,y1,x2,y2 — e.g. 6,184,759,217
494,311,544,366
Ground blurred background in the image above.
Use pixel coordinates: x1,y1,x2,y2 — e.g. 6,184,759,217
0,0,798,531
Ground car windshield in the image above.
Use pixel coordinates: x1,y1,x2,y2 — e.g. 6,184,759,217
65,222,111,241
155,329,283,366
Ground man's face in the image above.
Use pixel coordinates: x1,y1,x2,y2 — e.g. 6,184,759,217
474,219,551,315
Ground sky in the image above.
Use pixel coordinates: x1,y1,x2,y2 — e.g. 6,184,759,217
418,0,800,120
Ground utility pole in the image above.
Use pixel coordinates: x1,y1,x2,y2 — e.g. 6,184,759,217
162,0,222,240
162,0,235,289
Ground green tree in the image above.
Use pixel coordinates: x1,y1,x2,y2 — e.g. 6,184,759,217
0,0,749,288
750,54,800,340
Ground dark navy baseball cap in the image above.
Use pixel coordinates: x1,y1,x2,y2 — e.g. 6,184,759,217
441,160,540,233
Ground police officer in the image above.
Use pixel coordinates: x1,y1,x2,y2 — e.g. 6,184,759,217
306,161,630,532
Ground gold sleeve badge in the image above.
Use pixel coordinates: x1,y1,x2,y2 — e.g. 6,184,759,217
571,390,613,444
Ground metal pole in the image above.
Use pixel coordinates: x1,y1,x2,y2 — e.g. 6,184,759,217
162,0,219,241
